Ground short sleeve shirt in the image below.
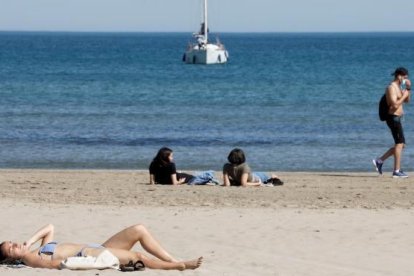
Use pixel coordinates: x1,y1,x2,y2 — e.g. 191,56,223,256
149,161,177,184
222,163,253,186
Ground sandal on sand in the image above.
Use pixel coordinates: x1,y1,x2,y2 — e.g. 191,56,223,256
120,260,145,272
271,177,283,186
264,177,284,186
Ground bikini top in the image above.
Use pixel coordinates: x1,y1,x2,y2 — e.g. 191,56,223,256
38,241,104,258
38,241,58,256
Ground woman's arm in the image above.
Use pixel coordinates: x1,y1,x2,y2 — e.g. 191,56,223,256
24,224,54,249
170,174,185,185
222,172,231,186
240,173,261,187
23,253,62,269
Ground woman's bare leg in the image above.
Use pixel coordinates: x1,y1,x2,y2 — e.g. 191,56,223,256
105,248,202,271
139,253,203,270
101,224,177,262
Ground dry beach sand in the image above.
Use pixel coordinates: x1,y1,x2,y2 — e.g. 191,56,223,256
0,169,414,275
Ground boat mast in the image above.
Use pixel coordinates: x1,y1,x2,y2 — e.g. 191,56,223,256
204,0,208,42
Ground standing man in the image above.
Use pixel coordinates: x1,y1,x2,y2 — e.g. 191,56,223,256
373,67,411,178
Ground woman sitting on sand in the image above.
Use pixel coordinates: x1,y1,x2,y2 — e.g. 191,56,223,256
149,147,193,185
0,223,202,271
223,148,283,187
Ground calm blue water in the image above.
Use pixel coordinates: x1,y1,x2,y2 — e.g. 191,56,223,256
1,32,414,172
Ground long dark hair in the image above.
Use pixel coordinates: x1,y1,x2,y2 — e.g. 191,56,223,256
153,147,173,167
227,148,246,165
0,242,5,263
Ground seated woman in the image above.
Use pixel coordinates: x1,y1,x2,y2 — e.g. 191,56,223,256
149,147,193,185
223,148,283,187
0,223,202,271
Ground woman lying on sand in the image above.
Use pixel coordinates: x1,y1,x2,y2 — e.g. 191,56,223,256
223,148,283,187
0,223,202,271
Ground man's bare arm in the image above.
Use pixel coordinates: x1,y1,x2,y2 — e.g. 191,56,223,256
387,85,409,113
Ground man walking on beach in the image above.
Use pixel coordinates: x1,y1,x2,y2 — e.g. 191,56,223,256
373,67,411,178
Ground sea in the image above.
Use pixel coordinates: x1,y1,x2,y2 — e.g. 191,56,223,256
1,31,414,172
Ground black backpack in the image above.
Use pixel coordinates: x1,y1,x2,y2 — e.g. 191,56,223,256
378,94,389,121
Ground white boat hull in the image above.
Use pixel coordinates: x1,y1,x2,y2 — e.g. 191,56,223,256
183,0,228,65
184,44,228,64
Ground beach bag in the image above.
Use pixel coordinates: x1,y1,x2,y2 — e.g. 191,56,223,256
60,250,119,270
378,94,389,121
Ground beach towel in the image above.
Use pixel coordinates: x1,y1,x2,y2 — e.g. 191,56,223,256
61,249,120,270
0,260,27,269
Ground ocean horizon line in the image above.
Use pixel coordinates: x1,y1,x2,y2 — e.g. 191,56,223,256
1,30,414,35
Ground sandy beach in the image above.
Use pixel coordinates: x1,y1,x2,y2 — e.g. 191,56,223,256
1,169,414,276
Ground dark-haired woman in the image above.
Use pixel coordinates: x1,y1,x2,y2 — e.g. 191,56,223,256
149,147,193,185
0,224,202,270
222,148,282,187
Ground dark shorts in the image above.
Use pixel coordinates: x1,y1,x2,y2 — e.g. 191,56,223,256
386,115,405,144
177,172,194,183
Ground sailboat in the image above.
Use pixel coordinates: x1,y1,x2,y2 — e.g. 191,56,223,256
183,0,228,64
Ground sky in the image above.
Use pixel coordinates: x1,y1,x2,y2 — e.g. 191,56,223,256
1,0,414,33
